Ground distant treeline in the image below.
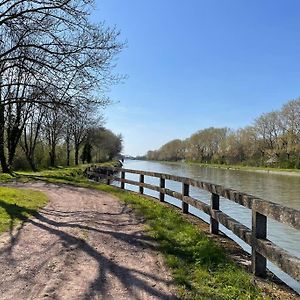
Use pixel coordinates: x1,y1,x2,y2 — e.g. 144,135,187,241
146,99,300,169
15,123,122,171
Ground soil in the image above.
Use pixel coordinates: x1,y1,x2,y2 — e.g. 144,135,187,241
0,183,177,300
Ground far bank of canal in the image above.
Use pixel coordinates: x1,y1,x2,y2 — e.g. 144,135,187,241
121,159,300,293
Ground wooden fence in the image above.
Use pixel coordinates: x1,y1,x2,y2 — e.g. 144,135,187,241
85,166,300,283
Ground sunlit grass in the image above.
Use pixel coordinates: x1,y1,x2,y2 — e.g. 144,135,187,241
0,173,14,182
0,187,48,233
14,161,119,184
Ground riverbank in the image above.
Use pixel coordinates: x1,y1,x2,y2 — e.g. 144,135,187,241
146,160,300,177
192,162,300,177
1,166,299,299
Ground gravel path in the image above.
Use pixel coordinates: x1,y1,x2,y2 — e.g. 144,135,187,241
0,183,176,300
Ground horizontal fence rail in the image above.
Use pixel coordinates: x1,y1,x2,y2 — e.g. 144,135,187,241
85,166,300,283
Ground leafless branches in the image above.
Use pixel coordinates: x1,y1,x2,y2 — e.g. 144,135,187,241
0,0,124,172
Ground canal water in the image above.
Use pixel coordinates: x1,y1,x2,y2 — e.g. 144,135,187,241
119,159,300,293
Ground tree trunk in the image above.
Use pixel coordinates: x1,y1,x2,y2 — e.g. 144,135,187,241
49,145,56,167
75,147,79,165
0,104,9,173
7,127,22,170
66,134,70,166
0,134,9,173
28,156,37,172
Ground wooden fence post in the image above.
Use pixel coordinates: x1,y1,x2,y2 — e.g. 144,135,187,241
139,174,144,194
160,178,165,202
210,193,219,234
121,171,125,189
252,210,267,277
182,183,189,214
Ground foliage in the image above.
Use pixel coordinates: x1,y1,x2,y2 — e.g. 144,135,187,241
88,127,123,162
81,141,93,164
6,127,123,172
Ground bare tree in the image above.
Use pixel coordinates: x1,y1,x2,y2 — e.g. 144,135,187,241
43,108,64,167
0,0,123,172
21,105,45,170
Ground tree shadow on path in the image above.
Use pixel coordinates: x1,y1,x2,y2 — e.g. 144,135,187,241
0,200,177,300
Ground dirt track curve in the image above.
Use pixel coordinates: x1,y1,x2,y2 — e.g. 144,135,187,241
0,183,177,300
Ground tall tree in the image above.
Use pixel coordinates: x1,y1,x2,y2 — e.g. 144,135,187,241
43,108,64,167
21,105,45,170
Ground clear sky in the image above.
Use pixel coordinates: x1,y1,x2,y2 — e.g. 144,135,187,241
92,0,300,156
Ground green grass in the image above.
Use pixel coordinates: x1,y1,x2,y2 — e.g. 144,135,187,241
16,167,88,184
14,161,120,184
0,173,14,182
0,187,48,233
0,164,268,299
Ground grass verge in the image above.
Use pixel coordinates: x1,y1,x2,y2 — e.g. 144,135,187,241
0,187,48,234
14,161,119,184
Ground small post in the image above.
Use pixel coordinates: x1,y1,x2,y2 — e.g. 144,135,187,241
252,210,267,277
121,171,125,189
182,183,189,214
210,193,219,234
160,178,165,202
139,174,144,194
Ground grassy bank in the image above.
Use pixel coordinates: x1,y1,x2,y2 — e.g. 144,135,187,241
153,160,300,176
14,161,119,184
0,166,269,299
0,187,48,234
192,162,300,173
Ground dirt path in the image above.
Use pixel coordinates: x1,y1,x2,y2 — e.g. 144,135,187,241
0,183,177,300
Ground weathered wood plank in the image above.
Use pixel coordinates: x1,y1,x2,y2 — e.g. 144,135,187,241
164,188,183,200
257,239,300,282
118,178,161,192
183,196,253,245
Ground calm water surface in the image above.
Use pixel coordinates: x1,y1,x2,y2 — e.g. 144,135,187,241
120,160,300,293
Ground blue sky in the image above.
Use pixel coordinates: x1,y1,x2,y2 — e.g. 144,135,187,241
92,1,300,156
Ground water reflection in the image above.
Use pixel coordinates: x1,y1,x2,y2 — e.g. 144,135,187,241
120,160,300,293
